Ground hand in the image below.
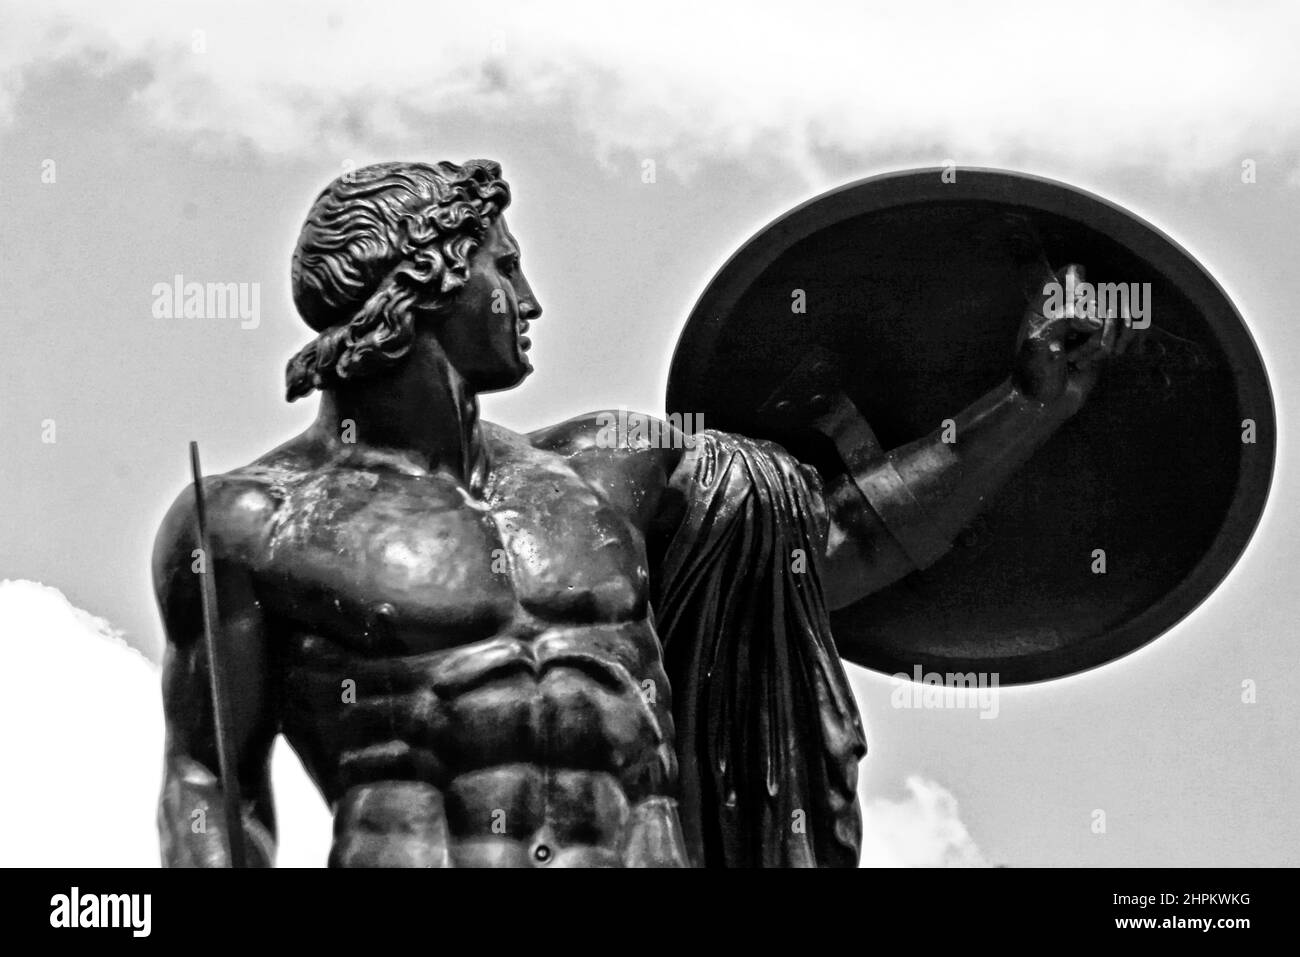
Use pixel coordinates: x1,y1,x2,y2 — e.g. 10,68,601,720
1012,264,1135,416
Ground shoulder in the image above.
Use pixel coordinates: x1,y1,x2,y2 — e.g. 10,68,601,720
525,410,695,462
524,410,693,493
151,456,295,597
511,411,696,530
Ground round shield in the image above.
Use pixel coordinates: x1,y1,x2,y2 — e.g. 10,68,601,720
666,168,1275,684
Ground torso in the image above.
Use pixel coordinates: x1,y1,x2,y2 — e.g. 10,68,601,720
226,422,688,867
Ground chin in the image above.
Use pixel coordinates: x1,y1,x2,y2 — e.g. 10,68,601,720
470,362,531,394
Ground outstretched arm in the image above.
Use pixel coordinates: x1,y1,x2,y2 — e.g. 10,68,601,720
821,265,1134,610
154,481,279,867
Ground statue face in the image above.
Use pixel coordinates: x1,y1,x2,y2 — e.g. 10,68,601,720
432,216,542,393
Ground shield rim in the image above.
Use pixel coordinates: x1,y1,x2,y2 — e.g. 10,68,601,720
666,167,1277,685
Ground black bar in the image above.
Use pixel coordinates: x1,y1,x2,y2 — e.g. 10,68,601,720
7,867,1283,942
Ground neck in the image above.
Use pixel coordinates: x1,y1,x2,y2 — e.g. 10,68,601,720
313,341,489,492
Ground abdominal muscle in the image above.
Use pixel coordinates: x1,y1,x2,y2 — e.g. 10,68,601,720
278,625,692,868
329,775,690,867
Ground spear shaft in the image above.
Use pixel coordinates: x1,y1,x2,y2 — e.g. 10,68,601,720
189,441,247,868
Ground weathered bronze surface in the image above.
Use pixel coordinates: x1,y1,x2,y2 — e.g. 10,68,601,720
669,169,1275,684
154,162,1253,867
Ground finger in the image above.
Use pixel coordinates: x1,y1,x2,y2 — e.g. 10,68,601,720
1023,281,1063,348
1060,264,1081,325
1033,264,1084,346
1027,255,1058,306
1069,275,1104,336
1066,313,1115,367
1069,313,1102,336
1101,308,1119,354
1056,264,1103,335
1067,334,1102,368
1114,302,1137,356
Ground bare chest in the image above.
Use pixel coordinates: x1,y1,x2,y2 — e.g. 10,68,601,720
257,458,650,655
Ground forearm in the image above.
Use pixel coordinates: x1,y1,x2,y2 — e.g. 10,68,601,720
823,378,1071,608
822,262,1124,609
159,755,275,868
887,377,1072,549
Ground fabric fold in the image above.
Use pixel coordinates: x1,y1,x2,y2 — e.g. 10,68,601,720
655,430,866,868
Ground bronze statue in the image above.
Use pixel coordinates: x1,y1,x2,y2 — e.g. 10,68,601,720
156,159,1200,868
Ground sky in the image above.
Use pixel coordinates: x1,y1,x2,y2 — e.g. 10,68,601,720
1,0,1298,867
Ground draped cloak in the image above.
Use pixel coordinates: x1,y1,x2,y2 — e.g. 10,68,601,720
653,429,867,868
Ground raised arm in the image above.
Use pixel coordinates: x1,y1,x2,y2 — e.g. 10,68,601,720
820,265,1133,610
153,479,279,867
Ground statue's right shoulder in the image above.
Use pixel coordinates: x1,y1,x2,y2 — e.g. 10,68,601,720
151,455,296,598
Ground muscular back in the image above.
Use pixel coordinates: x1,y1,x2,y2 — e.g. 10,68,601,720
155,415,692,867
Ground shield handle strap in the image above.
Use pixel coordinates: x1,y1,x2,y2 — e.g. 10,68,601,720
759,347,953,570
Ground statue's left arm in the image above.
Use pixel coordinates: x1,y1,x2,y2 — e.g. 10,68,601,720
531,262,1132,613
819,264,1134,610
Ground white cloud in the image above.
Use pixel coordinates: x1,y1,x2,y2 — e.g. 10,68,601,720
1,0,1298,184
0,579,330,867
0,579,162,866
860,776,991,867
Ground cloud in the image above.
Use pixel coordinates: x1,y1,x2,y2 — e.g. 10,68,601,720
860,776,991,867
0,579,330,867
2,0,1298,184
0,579,162,866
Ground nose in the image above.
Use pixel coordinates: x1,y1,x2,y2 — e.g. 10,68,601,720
517,275,542,321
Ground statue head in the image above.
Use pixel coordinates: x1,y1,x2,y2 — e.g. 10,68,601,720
285,159,541,400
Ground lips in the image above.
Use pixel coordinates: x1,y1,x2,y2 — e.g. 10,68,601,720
519,319,531,351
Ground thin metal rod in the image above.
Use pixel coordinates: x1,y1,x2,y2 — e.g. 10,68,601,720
189,441,246,868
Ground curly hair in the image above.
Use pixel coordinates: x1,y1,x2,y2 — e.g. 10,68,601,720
285,160,511,401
